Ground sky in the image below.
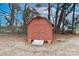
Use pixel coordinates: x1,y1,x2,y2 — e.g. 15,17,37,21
0,3,23,26
0,3,50,26
0,3,79,26
0,4,9,26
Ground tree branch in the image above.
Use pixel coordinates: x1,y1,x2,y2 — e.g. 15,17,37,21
0,8,10,14
65,6,73,17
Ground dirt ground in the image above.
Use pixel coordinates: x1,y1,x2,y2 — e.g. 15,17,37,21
0,34,79,56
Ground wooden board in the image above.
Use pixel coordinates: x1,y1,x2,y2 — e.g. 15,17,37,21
32,40,44,45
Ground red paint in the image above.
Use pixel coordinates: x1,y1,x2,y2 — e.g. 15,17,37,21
27,16,54,43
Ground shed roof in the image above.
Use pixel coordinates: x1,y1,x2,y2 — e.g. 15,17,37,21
27,16,54,26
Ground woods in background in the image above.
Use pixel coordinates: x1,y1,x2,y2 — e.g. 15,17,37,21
0,3,79,34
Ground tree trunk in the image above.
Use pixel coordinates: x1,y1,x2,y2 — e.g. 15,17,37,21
55,4,59,32
57,8,64,33
22,4,27,34
56,4,66,33
8,4,15,30
0,20,1,32
48,3,51,20
72,3,76,34
62,9,66,34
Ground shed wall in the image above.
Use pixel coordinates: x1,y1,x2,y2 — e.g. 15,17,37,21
27,19,54,42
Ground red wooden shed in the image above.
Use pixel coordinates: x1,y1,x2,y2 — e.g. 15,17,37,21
27,16,54,45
